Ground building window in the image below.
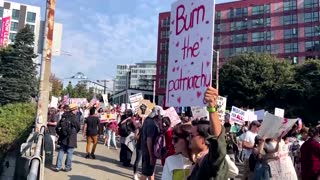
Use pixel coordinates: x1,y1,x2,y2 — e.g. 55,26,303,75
252,4,270,15
304,12,319,22
161,42,168,51
214,36,220,45
235,47,247,53
283,14,297,25
305,41,320,52
215,24,221,32
304,0,318,8
10,22,19,31
284,28,298,39
284,0,297,11
231,21,247,31
285,43,298,53
161,31,169,39
9,33,16,43
305,26,320,36
231,34,247,43
0,7,3,17
252,32,271,42
250,45,271,52
161,17,170,27
215,11,221,19
160,53,168,63
251,18,271,28
26,24,35,32
230,8,247,17
12,9,20,20
26,12,36,23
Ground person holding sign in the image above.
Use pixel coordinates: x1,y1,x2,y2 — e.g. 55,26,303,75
241,121,260,180
187,87,228,179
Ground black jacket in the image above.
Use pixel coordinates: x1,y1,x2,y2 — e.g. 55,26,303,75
56,111,80,148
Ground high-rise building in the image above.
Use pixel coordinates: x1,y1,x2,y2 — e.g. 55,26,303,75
0,0,41,50
0,0,62,56
130,61,156,90
114,64,133,93
114,61,157,93
156,0,320,106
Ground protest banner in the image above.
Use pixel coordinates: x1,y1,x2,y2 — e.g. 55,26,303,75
166,0,215,107
230,106,246,125
163,107,181,127
254,109,265,121
246,110,257,122
137,100,155,118
100,113,117,123
102,94,109,107
275,107,285,118
217,96,227,120
259,112,298,139
191,107,208,120
129,93,144,110
120,103,131,113
50,96,58,109
69,98,88,107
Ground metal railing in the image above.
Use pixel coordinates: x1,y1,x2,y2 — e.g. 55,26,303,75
27,125,45,180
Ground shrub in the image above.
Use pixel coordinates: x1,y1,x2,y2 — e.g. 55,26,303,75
0,103,36,157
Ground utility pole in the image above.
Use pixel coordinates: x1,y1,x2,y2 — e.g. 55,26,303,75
37,0,56,129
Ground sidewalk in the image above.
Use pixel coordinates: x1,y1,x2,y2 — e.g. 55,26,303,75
44,134,163,180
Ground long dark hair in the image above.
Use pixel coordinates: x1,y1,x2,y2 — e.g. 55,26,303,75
173,124,194,163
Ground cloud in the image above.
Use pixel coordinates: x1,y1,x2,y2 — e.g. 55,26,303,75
52,7,159,81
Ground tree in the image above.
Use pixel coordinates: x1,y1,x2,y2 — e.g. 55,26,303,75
0,26,37,105
50,74,63,98
219,53,294,111
288,60,320,125
62,81,75,97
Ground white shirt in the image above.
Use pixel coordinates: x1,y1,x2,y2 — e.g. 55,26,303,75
242,131,257,159
161,154,192,180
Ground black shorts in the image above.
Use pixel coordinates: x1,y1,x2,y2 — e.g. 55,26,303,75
142,155,156,176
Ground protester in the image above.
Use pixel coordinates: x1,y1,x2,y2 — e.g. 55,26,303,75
300,126,320,180
187,87,228,179
251,136,281,180
47,107,58,151
224,122,238,163
118,109,136,167
140,107,161,180
133,116,144,180
241,120,260,180
162,124,193,180
83,107,100,159
104,119,118,149
55,104,80,172
161,117,175,166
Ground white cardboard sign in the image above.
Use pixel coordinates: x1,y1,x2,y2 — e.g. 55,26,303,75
163,107,181,127
102,94,109,107
129,93,144,110
217,96,227,120
166,0,215,107
230,106,246,125
50,96,58,109
259,112,298,139
275,107,285,118
254,110,265,121
191,106,209,120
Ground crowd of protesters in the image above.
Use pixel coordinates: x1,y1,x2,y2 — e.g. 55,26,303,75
46,87,320,180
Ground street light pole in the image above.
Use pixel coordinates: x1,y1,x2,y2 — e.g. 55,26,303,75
37,0,56,128
216,50,220,92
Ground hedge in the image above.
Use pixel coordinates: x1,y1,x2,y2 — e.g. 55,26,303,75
0,103,36,158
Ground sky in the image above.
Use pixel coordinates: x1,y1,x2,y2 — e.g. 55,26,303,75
13,0,234,85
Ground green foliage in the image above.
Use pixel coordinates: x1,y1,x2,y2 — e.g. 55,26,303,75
0,26,37,105
220,53,320,125
50,73,63,98
62,82,96,101
0,103,36,156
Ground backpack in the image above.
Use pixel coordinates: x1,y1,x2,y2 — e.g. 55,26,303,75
56,117,72,137
118,120,132,137
153,133,167,159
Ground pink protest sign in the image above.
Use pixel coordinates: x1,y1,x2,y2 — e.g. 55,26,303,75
166,0,215,107
0,16,11,47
